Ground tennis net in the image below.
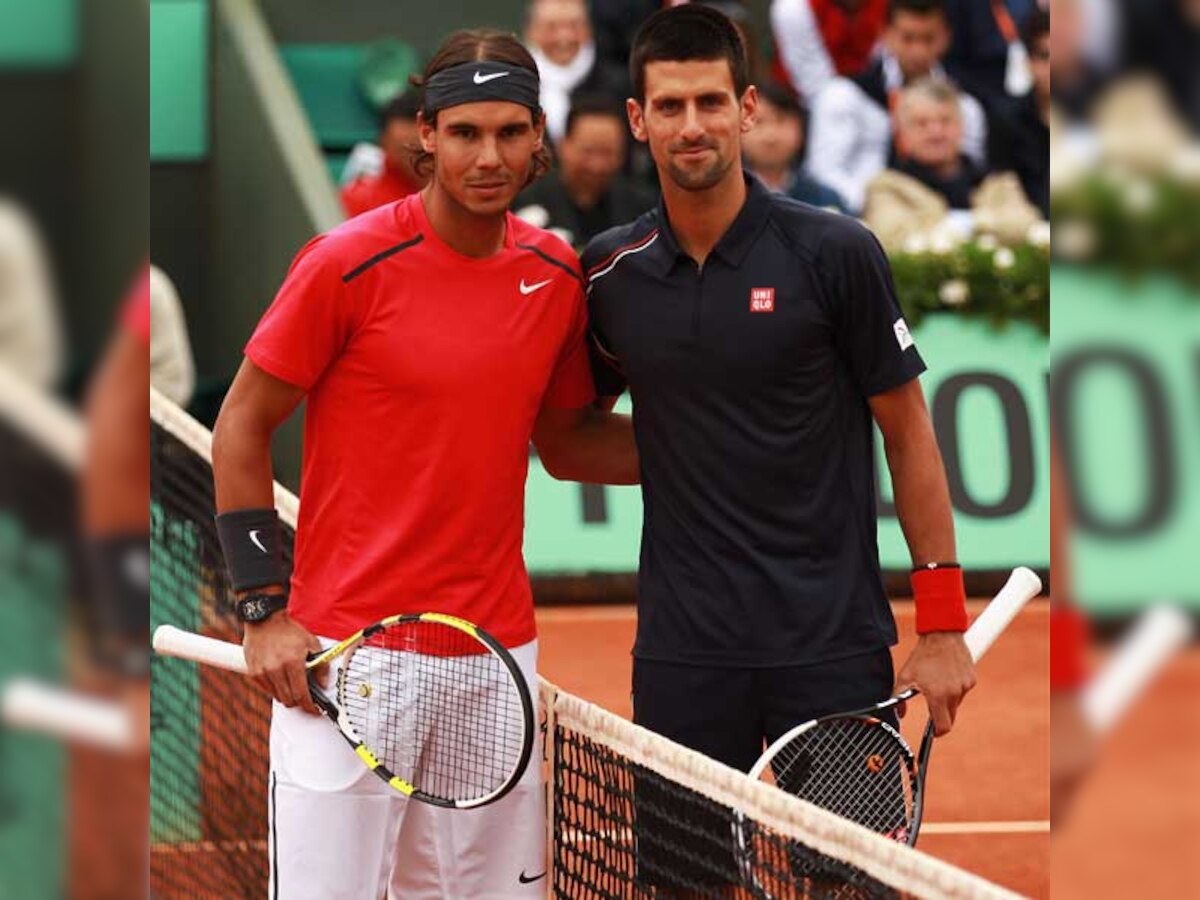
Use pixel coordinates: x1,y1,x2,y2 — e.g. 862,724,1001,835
149,389,1022,899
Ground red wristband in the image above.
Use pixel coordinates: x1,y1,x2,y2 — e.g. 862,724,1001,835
1049,604,1089,690
912,565,969,633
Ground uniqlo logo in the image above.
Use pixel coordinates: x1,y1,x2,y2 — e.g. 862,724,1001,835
750,287,775,313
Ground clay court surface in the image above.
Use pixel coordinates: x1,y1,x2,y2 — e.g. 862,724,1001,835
1051,643,1200,899
538,600,1052,898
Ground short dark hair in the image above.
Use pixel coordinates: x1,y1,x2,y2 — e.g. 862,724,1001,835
379,88,422,131
408,29,550,185
629,4,750,104
564,94,626,136
1021,8,1050,51
887,0,947,22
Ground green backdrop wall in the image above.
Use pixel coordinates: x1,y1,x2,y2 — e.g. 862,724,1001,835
1050,268,1199,614
0,0,77,65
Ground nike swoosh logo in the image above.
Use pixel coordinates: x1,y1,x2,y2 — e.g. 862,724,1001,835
520,278,552,295
248,530,268,554
518,871,546,884
474,71,510,84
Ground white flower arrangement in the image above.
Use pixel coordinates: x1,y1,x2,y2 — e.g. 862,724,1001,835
993,247,1017,270
938,279,970,307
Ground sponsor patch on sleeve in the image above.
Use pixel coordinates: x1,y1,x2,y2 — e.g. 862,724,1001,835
893,317,915,351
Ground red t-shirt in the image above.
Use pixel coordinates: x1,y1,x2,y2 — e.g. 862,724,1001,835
246,194,595,645
340,161,422,219
123,264,151,346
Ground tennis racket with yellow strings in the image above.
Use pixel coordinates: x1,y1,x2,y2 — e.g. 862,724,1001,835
153,612,535,809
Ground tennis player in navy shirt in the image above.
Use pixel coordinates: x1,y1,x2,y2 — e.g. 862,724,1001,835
583,8,976,872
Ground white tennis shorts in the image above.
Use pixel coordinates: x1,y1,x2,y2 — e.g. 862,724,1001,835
267,638,545,900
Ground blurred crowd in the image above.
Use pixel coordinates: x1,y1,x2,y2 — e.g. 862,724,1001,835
330,0,1200,261
333,0,1056,255
2,0,1196,408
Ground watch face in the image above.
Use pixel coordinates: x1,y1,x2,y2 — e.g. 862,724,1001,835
241,596,279,622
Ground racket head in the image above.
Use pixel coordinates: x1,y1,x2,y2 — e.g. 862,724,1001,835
308,612,535,809
756,714,920,843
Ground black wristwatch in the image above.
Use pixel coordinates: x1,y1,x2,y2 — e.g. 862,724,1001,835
235,592,289,624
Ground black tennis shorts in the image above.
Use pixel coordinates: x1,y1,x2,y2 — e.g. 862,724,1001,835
630,647,897,892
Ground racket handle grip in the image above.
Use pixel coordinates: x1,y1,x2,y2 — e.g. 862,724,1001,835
964,567,1042,662
1082,604,1194,735
1,678,133,751
153,625,250,674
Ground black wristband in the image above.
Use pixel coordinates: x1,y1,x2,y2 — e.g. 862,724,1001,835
87,534,150,638
912,561,961,572
215,507,286,593
86,534,152,677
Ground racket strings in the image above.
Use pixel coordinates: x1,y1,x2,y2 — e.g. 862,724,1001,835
336,621,527,803
770,717,914,838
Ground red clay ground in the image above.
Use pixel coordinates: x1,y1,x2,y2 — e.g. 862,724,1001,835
537,600,1051,898
1049,646,1200,899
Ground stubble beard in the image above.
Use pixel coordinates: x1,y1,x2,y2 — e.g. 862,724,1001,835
664,150,735,193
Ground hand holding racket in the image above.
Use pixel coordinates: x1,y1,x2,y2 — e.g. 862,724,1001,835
241,611,327,715
153,612,535,810
892,629,977,736
747,566,1042,847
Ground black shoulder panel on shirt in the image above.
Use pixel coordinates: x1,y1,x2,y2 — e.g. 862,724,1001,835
341,234,424,283
766,195,870,261
515,242,583,285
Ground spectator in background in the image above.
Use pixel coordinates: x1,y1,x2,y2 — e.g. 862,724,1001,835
770,0,888,100
147,264,196,408
806,0,987,214
742,84,847,210
863,78,1039,250
942,0,1041,107
988,9,1050,216
0,198,62,389
525,0,629,143
340,89,427,218
884,78,984,209
514,95,656,248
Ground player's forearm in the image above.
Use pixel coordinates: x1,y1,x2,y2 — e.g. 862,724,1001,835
883,422,957,566
211,407,278,516
535,408,640,485
82,331,150,534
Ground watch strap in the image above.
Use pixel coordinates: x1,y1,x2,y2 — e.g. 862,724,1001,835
235,592,289,623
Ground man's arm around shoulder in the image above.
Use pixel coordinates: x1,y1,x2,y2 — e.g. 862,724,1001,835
532,400,638,486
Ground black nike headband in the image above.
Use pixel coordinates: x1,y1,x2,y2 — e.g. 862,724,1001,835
423,61,541,116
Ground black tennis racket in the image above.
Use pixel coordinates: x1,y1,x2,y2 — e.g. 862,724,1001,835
747,567,1041,846
153,612,535,809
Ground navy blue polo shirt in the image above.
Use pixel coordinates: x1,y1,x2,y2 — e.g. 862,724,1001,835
583,173,926,667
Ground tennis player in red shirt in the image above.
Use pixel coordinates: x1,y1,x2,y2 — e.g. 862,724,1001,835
211,30,637,899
